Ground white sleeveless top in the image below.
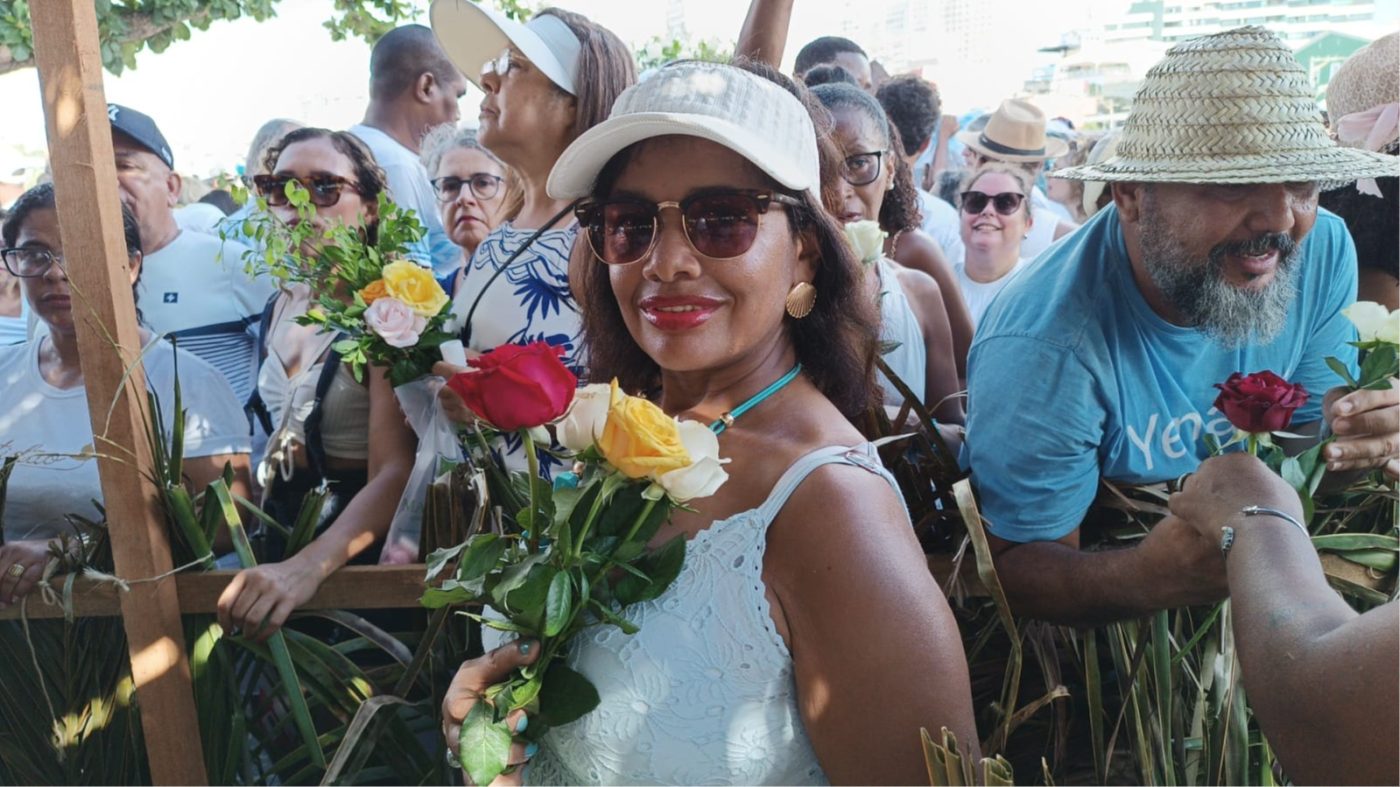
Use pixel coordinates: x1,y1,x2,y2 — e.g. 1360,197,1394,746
528,443,902,786
875,257,927,405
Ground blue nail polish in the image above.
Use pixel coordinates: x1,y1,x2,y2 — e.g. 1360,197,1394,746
524,742,539,760
515,716,529,733
518,640,532,656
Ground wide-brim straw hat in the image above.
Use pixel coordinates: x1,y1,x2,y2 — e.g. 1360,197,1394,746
956,99,1068,163
1056,26,1399,185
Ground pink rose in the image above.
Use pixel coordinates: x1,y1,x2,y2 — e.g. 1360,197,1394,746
365,297,427,348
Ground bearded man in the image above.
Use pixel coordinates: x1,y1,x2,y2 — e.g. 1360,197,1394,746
962,27,1399,626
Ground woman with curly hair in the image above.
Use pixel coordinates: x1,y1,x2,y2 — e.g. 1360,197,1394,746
440,59,977,785
811,82,967,421
220,127,417,641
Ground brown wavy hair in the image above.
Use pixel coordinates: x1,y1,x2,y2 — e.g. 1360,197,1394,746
576,59,880,419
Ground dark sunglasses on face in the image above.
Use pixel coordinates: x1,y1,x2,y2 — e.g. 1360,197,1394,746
431,173,505,203
841,151,886,187
253,175,361,208
960,190,1027,216
575,190,805,266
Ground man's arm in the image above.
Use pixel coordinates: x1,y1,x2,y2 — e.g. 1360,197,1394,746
735,0,793,69
987,516,1228,627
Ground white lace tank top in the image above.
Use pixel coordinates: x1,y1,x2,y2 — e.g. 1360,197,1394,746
527,443,902,785
876,257,928,405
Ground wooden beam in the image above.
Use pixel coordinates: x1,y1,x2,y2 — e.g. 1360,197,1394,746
0,565,432,621
29,2,206,783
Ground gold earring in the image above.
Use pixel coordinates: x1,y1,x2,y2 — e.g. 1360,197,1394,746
785,282,817,319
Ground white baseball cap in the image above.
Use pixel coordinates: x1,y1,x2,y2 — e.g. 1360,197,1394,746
429,0,581,95
547,61,821,201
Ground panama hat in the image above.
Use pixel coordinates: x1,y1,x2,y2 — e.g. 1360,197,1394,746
430,0,581,95
547,61,821,201
955,99,1068,163
1056,26,1398,185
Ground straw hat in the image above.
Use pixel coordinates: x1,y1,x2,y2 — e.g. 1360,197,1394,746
1056,26,1399,185
1326,31,1398,152
955,99,1068,163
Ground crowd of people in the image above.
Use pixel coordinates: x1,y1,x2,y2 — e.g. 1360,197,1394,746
0,0,1397,783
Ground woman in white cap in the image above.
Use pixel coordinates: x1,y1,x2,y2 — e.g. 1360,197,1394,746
441,60,978,785
811,82,969,421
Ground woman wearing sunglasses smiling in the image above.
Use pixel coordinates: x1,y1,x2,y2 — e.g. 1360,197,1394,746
439,61,977,786
222,128,416,643
954,162,1036,328
812,82,967,424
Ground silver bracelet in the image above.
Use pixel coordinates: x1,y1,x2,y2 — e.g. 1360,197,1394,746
1240,505,1309,538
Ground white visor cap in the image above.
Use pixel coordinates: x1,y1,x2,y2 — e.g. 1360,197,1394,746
548,61,821,202
430,0,581,95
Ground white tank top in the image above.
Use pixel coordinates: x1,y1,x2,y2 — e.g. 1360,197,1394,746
527,443,902,785
875,257,927,405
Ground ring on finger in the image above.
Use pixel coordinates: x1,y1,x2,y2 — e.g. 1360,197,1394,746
7,563,25,578
1169,472,1192,493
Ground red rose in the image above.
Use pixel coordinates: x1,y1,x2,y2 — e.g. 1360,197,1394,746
446,342,577,431
1212,371,1310,434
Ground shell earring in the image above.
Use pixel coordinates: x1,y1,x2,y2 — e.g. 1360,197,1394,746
785,282,817,319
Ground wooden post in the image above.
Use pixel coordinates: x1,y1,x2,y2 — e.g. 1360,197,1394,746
29,2,208,783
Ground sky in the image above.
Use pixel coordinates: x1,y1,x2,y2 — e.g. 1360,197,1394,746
0,0,1393,179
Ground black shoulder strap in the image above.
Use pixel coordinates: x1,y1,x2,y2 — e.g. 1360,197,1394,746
301,336,346,482
243,292,282,436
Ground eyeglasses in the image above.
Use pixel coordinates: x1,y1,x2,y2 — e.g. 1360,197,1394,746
482,49,519,78
960,191,1027,216
1,247,64,278
575,190,804,266
252,175,361,208
431,173,505,203
841,151,886,187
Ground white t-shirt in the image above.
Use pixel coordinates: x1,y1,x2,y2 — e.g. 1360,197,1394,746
174,202,228,235
918,188,966,267
956,257,1029,329
0,336,251,541
1022,186,1068,261
136,229,274,404
349,124,460,278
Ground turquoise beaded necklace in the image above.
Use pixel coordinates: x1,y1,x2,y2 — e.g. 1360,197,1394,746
708,363,803,435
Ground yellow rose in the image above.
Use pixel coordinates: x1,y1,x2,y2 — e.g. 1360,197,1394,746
381,259,449,317
597,380,691,480
358,278,390,305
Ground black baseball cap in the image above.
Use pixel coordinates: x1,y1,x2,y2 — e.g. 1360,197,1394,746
107,103,174,169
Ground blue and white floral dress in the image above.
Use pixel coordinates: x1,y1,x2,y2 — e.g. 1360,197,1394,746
448,221,582,473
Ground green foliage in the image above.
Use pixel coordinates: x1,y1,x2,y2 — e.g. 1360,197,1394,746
0,0,415,76
635,35,733,71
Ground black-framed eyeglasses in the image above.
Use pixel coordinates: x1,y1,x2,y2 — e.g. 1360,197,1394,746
1,247,64,278
432,173,505,203
252,175,361,208
841,150,887,187
575,190,805,266
960,190,1027,216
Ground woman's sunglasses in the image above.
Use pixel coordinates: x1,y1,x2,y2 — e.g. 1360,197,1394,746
960,191,1027,216
253,175,361,208
575,190,804,266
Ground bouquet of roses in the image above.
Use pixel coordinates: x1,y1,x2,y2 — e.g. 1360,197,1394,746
231,180,455,386
423,342,728,786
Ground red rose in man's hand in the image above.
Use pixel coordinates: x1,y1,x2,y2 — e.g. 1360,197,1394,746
1213,371,1310,434
445,342,577,431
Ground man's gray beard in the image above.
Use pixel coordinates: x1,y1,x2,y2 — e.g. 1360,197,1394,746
1138,222,1301,349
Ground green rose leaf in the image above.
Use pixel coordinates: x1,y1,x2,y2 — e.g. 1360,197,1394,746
459,534,507,582
615,535,687,607
424,541,468,583
544,569,573,637
536,660,601,727
459,699,513,787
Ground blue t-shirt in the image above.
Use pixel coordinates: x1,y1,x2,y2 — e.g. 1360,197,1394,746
964,206,1359,543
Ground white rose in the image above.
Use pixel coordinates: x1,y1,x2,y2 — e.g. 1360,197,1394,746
557,383,612,452
1379,309,1400,345
1342,301,1400,344
656,420,731,503
364,297,427,348
844,219,887,265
